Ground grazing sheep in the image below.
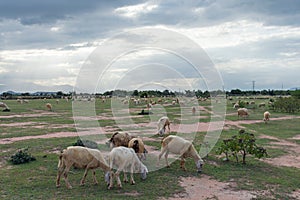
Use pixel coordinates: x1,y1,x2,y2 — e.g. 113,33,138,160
158,135,203,173
192,107,196,115
237,108,249,119
108,146,148,189
56,99,59,104
0,102,10,112
128,137,147,160
259,102,266,108
263,111,270,123
233,103,239,109
56,146,112,189
107,132,147,160
157,116,170,135
46,103,52,111
107,132,133,149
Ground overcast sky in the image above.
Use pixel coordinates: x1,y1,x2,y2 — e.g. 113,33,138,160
0,0,300,93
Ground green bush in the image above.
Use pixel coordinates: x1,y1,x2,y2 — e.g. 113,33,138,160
73,139,99,149
274,97,300,113
10,148,36,165
216,130,268,164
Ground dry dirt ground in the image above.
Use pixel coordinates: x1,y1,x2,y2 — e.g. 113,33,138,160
1,111,300,199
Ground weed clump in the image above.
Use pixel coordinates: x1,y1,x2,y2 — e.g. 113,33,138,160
10,148,36,165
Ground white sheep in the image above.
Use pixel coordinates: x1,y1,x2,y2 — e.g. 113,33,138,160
158,135,204,173
0,102,10,112
56,146,112,189
263,111,270,123
108,146,148,189
233,103,239,109
237,108,249,119
157,116,170,135
46,103,52,111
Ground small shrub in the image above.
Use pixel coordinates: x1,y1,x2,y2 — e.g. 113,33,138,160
274,97,300,113
10,148,36,165
216,130,268,164
73,139,98,149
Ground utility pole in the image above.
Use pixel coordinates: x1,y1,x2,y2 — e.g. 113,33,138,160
252,80,255,92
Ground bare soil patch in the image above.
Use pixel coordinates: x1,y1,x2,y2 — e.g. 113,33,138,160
164,175,256,200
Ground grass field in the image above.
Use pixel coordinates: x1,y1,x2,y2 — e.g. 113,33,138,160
0,97,300,199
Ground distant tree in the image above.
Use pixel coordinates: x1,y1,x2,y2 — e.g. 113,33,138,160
132,90,139,97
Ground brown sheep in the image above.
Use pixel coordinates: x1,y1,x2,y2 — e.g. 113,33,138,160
128,137,147,160
56,146,112,189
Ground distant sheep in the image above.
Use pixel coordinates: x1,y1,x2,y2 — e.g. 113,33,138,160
237,108,249,119
46,103,52,111
158,135,203,173
263,111,270,123
259,103,266,108
0,102,10,112
233,103,239,109
56,146,112,189
108,146,148,189
56,99,59,104
157,116,170,135
192,107,196,115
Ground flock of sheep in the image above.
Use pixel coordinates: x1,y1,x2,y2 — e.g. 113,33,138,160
56,116,204,189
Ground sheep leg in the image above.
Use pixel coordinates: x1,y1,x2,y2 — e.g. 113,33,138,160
115,163,126,188
123,171,129,183
164,151,170,167
56,165,65,188
180,157,187,171
158,147,168,166
130,164,135,185
63,163,73,189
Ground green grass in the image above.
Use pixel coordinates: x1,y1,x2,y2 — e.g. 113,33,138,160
1,98,300,199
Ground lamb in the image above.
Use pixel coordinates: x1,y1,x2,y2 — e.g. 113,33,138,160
128,137,147,160
46,103,52,111
108,146,148,189
263,111,270,123
158,135,204,173
237,108,249,119
259,102,266,108
56,146,112,189
0,102,10,112
157,116,170,135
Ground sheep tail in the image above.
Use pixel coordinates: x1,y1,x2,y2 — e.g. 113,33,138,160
57,154,64,169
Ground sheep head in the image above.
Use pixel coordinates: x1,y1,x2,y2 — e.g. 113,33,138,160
196,160,204,173
104,172,110,185
140,165,148,180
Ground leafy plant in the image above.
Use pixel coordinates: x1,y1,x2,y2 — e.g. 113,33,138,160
216,130,268,164
10,148,36,165
73,139,99,149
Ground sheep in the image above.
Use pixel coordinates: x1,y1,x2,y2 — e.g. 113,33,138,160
107,132,133,149
157,116,170,136
157,135,204,173
56,99,59,104
107,132,147,160
56,146,112,189
237,108,249,119
108,146,148,189
263,111,270,123
128,137,147,160
46,103,52,111
0,102,10,112
192,107,196,115
259,102,266,108
233,103,239,109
